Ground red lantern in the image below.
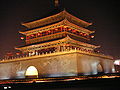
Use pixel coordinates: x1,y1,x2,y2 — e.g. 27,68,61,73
16,52,20,55
72,30,76,32
31,34,34,37
55,28,58,30
48,30,51,33
91,35,94,38
83,33,87,36
80,32,83,35
20,37,24,40
68,28,71,30
37,33,41,36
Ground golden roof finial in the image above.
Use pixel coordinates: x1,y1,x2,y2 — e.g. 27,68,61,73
54,0,59,7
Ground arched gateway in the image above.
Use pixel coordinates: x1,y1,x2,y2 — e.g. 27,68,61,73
97,64,103,73
25,66,39,78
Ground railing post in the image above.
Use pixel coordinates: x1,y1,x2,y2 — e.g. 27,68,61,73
36,52,38,55
75,48,76,51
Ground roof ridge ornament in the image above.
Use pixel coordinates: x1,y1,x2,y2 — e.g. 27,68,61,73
54,0,59,7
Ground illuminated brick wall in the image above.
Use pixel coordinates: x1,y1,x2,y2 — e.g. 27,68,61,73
0,52,114,80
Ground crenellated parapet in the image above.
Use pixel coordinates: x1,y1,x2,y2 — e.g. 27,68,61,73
0,47,113,64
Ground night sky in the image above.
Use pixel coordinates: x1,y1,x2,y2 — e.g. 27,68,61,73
0,0,120,59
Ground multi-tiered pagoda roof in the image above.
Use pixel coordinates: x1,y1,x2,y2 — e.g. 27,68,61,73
16,9,100,57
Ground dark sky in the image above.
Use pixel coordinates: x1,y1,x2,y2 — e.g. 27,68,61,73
0,0,120,59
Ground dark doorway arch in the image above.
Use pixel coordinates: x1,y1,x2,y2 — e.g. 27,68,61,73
97,64,103,74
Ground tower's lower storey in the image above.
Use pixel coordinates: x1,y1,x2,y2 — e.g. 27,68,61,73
0,52,115,80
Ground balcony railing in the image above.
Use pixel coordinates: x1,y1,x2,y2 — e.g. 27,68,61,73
0,48,113,63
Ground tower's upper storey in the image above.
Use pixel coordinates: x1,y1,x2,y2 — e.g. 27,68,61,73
20,9,94,45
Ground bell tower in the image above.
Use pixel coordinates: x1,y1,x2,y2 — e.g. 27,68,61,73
0,1,114,79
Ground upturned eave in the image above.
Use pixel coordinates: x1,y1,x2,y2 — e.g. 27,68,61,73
19,19,94,35
22,10,92,29
16,35,99,51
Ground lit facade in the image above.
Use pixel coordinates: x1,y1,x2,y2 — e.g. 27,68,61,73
0,8,115,79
